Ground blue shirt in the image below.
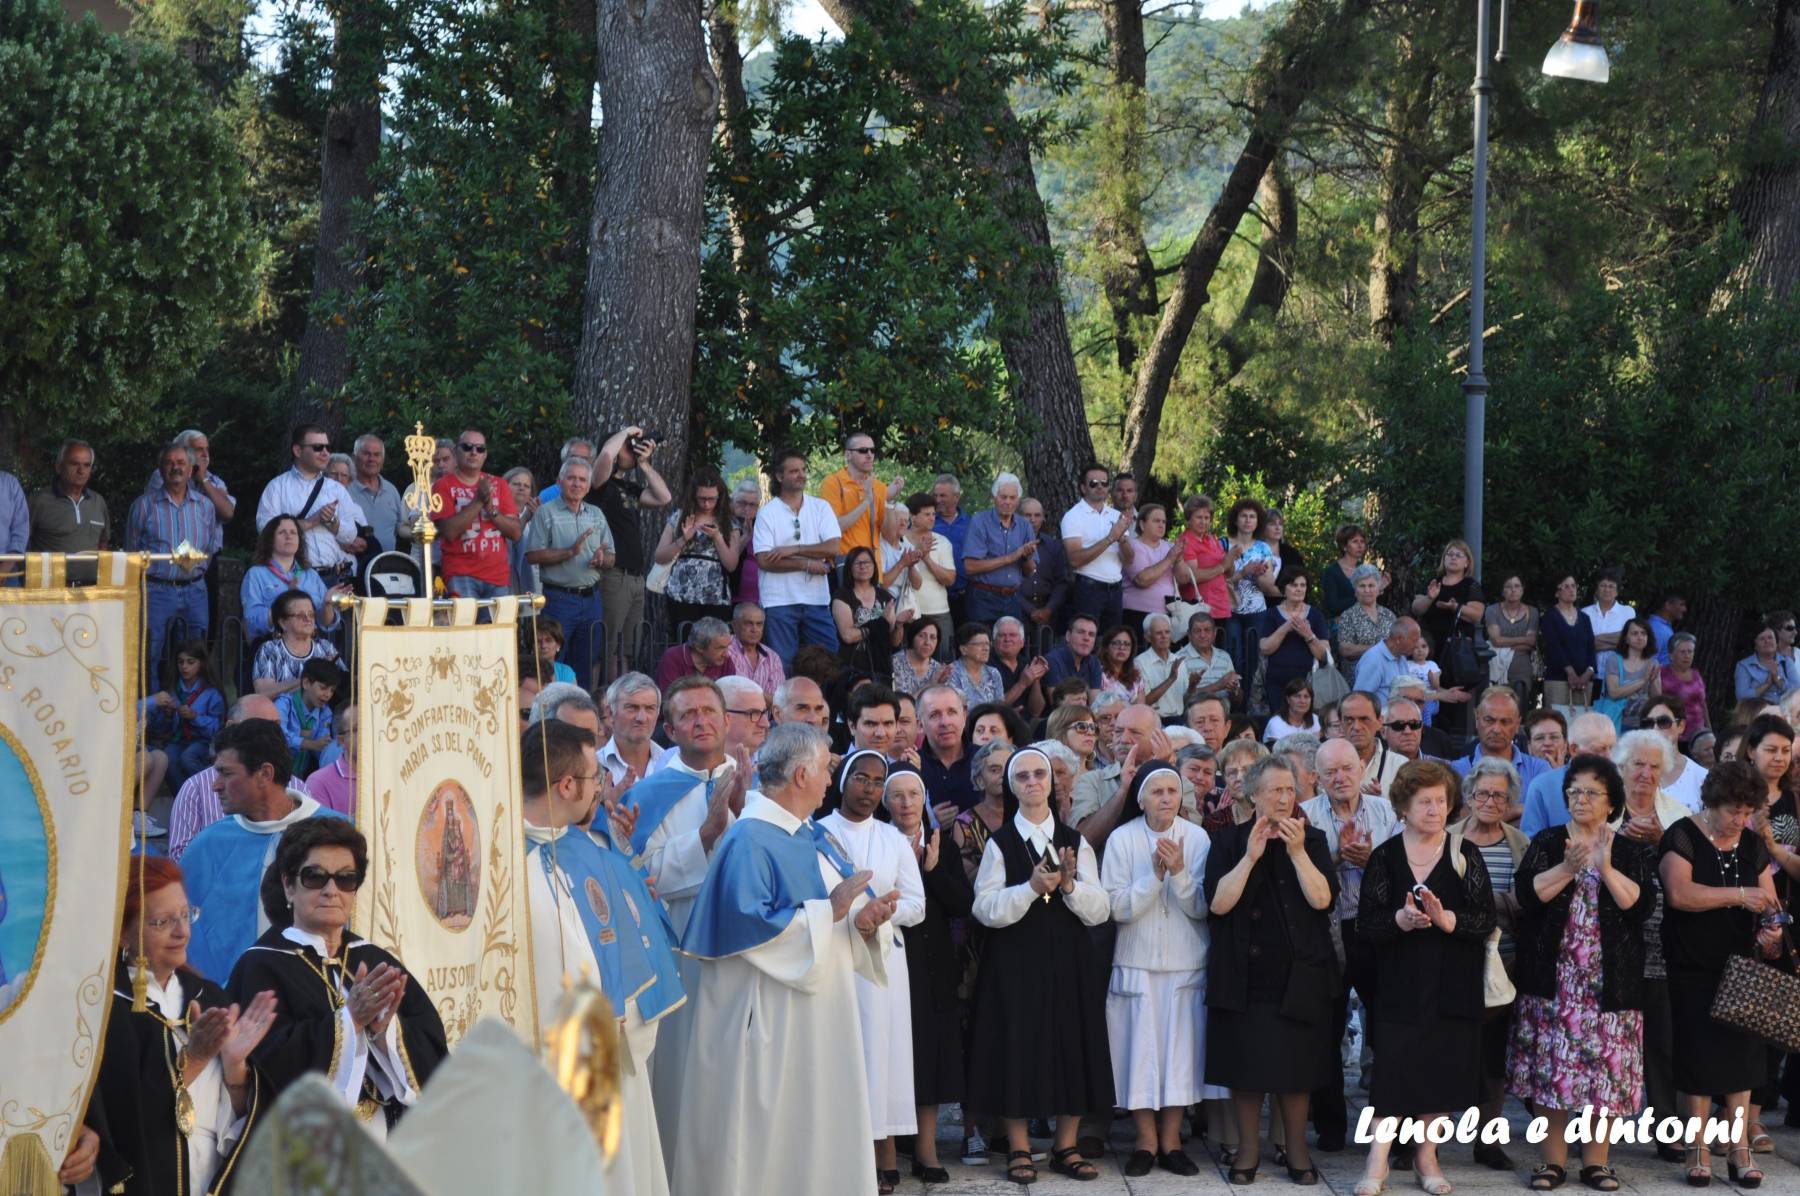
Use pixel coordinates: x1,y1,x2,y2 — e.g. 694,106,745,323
934,510,971,595
1044,644,1103,690
1648,614,1676,666
1520,765,1571,837
962,508,1033,590
1736,654,1798,704
1353,640,1405,707
0,471,26,554
1449,743,1550,792
241,562,329,639
125,484,219,580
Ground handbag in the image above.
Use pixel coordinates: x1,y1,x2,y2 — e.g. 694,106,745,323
644,560,671,595
1445,627,1496,690
1310,647,1350,707
1710,940,1800,1054
1449,831,1516,1008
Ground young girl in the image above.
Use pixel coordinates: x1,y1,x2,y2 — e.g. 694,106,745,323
145,638,225,790
1262,676,1320,743
1598,616,1661,731
1407,632,1442,726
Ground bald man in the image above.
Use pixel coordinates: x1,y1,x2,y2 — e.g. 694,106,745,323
1519,712,1619,836
167,694,285,859
1070,704,1193,849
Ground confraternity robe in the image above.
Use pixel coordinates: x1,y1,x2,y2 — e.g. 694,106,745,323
672,794,887,1196
179,792,344,982
817,810,926,1137
614,758,735,1167
525,821,684,1196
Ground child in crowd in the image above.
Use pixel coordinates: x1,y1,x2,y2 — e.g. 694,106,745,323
531,616,578,685
1406,631,1442,725
144,638,225,790
280,657,343,779
304,702,357,818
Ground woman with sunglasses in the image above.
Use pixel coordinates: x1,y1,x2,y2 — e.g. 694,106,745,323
228,818,447,1138
94,857,278,1196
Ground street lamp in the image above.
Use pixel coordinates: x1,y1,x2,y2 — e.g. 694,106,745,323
1462,1,1609,578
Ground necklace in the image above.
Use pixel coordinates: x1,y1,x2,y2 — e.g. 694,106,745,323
1403,834,1443,869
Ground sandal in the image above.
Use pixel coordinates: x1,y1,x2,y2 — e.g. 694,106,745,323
1354,1171,1388,1196
1230,1163,1261,1185
1417,1173,1453,1196
1748,1123,1774,1153
1727,1146,1762,1189
1049,1145,1099,1181
1529,1163,1566,1191
1683,1145,1710,1188
877,1168,899,1195
1578,1164,1619,1192
1005,1149,1036,1185
910,1161,950,1185
1288,1164,1321,1185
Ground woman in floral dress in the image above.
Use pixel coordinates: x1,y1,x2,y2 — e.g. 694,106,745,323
1509,755,1657,1192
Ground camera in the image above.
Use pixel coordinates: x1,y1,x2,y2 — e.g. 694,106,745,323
629,430,662,454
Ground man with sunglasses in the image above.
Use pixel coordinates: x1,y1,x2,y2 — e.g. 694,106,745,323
179,719,347,981
431,426,523,606
821,430,901,557
1060,463,1132,634
256,423,368,589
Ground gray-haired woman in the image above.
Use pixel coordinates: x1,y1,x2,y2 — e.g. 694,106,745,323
1335,564,1396,682
1450,758,1529,1171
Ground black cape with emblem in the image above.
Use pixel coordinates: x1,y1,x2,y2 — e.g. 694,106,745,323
225,927,447,1128
91,961,266,1195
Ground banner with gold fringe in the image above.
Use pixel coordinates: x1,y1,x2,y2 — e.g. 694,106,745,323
0,553,140,1195
354,596,536,1050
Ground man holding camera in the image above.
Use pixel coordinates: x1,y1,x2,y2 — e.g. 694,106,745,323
593,426,673,677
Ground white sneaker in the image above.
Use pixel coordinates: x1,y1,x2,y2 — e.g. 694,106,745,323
134,812,167,838
961,1131,987,1166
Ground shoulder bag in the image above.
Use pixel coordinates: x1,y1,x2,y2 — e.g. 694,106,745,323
1449,831,1516,1008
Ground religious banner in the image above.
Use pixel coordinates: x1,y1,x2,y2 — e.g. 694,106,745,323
356,596,536,1049
0,554,139,1192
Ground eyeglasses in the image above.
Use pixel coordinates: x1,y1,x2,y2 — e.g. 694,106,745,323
144,906,202,931
303,442,330,452
1565,787,1608,802
1470,791,1510,805
848,446,875,455
792,516,802,541
296,866,365,892
1385,720,1424,732
459,442,488,454
569,771,601,785
727,707,772,722
1784,625,1797,632
1068,721,1097,733
1640,715,1678,730
1083,478,1108,488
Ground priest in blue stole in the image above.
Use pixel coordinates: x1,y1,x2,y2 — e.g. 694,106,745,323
673,723,900,1196
522,720,684,1196
180,720,345,982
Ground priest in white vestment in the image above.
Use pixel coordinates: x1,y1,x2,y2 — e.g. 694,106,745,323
523,720,688,1196
818,750,926,1187
673,724,900,1196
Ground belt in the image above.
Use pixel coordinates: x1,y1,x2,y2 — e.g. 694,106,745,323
971,581,1019,596
544,582,597,598
148,574,204,586
1073,575,1122,589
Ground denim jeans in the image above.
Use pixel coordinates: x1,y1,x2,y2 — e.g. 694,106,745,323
1069,575,1123,635
146,580,209,689
763,603,839,668
446,574,509,622
964,587,1024,630
540,585,603,690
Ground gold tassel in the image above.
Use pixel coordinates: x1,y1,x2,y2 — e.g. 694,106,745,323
0,1132,59,1196
131,955,149,1012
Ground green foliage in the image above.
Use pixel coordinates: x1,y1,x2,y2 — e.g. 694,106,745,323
0,0,254,451
694,0,1076,474
1354,242,1800,607
342,0,594,464
1189,465,1335,572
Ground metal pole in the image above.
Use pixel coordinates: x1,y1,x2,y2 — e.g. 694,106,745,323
1463,0,1494,580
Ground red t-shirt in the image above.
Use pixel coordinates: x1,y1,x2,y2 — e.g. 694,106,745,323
1179,528,1232,618
432,473,516,585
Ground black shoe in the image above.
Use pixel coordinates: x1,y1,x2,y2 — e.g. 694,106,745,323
1316,1132,1346,1153
911,1161,950,1185
1125,1149,1155,1177
1472,1143,1513,1170
1287,1165,1321,1186
1160,1149,1201,1176
1657,1144,1686,1163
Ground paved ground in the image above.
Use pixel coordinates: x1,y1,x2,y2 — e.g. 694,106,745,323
910,1098,1800,1195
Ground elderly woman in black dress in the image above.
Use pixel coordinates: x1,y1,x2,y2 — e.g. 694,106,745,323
967,746,1113,1184
1507,755,1656,1193
1660,760,1787,1189
882,764,973,1185
1353,760,1497,1196
1205,754,1338,1185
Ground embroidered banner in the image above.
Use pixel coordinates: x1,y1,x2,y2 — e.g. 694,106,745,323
0,553,140,1187
355,597,536,1049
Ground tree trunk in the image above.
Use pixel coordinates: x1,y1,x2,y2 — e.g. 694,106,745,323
818,0,1095,516
291,0,382,440
1733,0,1800,302
1212,153,1297,388
1368,35,1438,343
571,0,717,513
1095,0,1159,375
1119,0,1372,487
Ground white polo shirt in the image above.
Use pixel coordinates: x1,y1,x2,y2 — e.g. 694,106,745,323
1581,601,1637,639
752,493,840,608
1060,500,1125,584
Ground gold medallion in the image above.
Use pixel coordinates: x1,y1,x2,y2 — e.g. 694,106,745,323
174,1087,197,1136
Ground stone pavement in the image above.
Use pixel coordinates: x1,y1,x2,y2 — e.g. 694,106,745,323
911,1098,1800,1195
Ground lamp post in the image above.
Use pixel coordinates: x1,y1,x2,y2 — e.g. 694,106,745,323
1463,1,1608,578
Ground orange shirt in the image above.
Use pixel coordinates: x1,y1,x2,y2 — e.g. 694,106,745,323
819,468,887,555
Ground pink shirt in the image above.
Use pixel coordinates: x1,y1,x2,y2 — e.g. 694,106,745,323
304,758,356,819
1122,537,1178,615
1661,664,1709,733
727,636,785,696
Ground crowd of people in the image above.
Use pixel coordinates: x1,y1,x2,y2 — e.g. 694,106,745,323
13,426,1800,1194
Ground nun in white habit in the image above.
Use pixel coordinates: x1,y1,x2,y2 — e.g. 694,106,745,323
817,749,926,1194
1100,763,1226,1178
